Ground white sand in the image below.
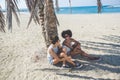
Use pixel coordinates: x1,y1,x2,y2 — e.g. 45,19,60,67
0,13,120,80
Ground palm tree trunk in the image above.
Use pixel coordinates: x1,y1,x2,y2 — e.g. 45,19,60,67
97,0,102,13
44,0,58,47
0,6,5,32
26,0,59,47
6,0,12,32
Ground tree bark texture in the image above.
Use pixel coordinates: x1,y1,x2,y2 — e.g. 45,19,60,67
44,0,58,47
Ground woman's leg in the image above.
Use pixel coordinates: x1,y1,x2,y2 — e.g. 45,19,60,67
53,58,60,64
71,45,100,60
53,58,66,65
60,52,76,66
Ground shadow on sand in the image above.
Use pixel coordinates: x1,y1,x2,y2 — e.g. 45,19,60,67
76,35,120,73
35,68,111,80
35,35,120,80
99,35,120,43
56,73,111,80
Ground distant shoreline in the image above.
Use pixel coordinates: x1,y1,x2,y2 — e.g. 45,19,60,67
1,5,120,14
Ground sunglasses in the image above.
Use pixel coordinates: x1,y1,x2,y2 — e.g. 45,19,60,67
65,35,69,38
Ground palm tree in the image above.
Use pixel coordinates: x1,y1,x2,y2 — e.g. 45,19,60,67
0,0,102,47
0,0,59,47
25,0,59,47
97,0,102,13
0,6,5,32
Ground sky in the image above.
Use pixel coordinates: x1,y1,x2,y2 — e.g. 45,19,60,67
0,0,120,9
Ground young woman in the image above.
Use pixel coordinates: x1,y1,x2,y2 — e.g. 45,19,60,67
47,36,82,68
61,30,100,60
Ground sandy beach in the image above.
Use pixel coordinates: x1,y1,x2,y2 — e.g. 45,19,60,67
0,13,120,80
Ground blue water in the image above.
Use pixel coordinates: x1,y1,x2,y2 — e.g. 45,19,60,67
55,5,120,14
2,5,120,14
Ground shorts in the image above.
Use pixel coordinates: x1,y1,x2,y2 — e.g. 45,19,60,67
47,56,53,64
47,57,62,67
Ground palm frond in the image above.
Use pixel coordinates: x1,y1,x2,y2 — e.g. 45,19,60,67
55,0,59,12
0,6,5,32
26,0,44,28
26,0,59,28
53,1,59,26
25,0,34,12
6,0,20,32
11,1,20,25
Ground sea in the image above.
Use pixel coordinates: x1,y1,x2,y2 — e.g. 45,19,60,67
2,5,120,14
56,5,120,14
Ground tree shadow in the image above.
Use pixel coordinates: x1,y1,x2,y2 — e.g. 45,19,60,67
34,55,120,79
100,35,120,43
75,54,120,73
36,66,115,80
34,35,120,79
75,35,120,73
79,40,120,55
35,68,111,80
56,73,111,80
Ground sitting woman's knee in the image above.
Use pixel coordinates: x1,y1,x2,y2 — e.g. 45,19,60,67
53,59,59,64
62,48,67,53
60,52,66,57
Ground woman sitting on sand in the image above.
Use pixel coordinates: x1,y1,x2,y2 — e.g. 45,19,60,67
61,29,100,60
47,35,82,68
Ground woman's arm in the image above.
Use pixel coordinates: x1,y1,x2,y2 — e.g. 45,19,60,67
71,38,81,45
63,40,73,50
49,49,60,60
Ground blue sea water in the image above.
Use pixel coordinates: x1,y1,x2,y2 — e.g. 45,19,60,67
55,5,120,14
2,5,120,14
